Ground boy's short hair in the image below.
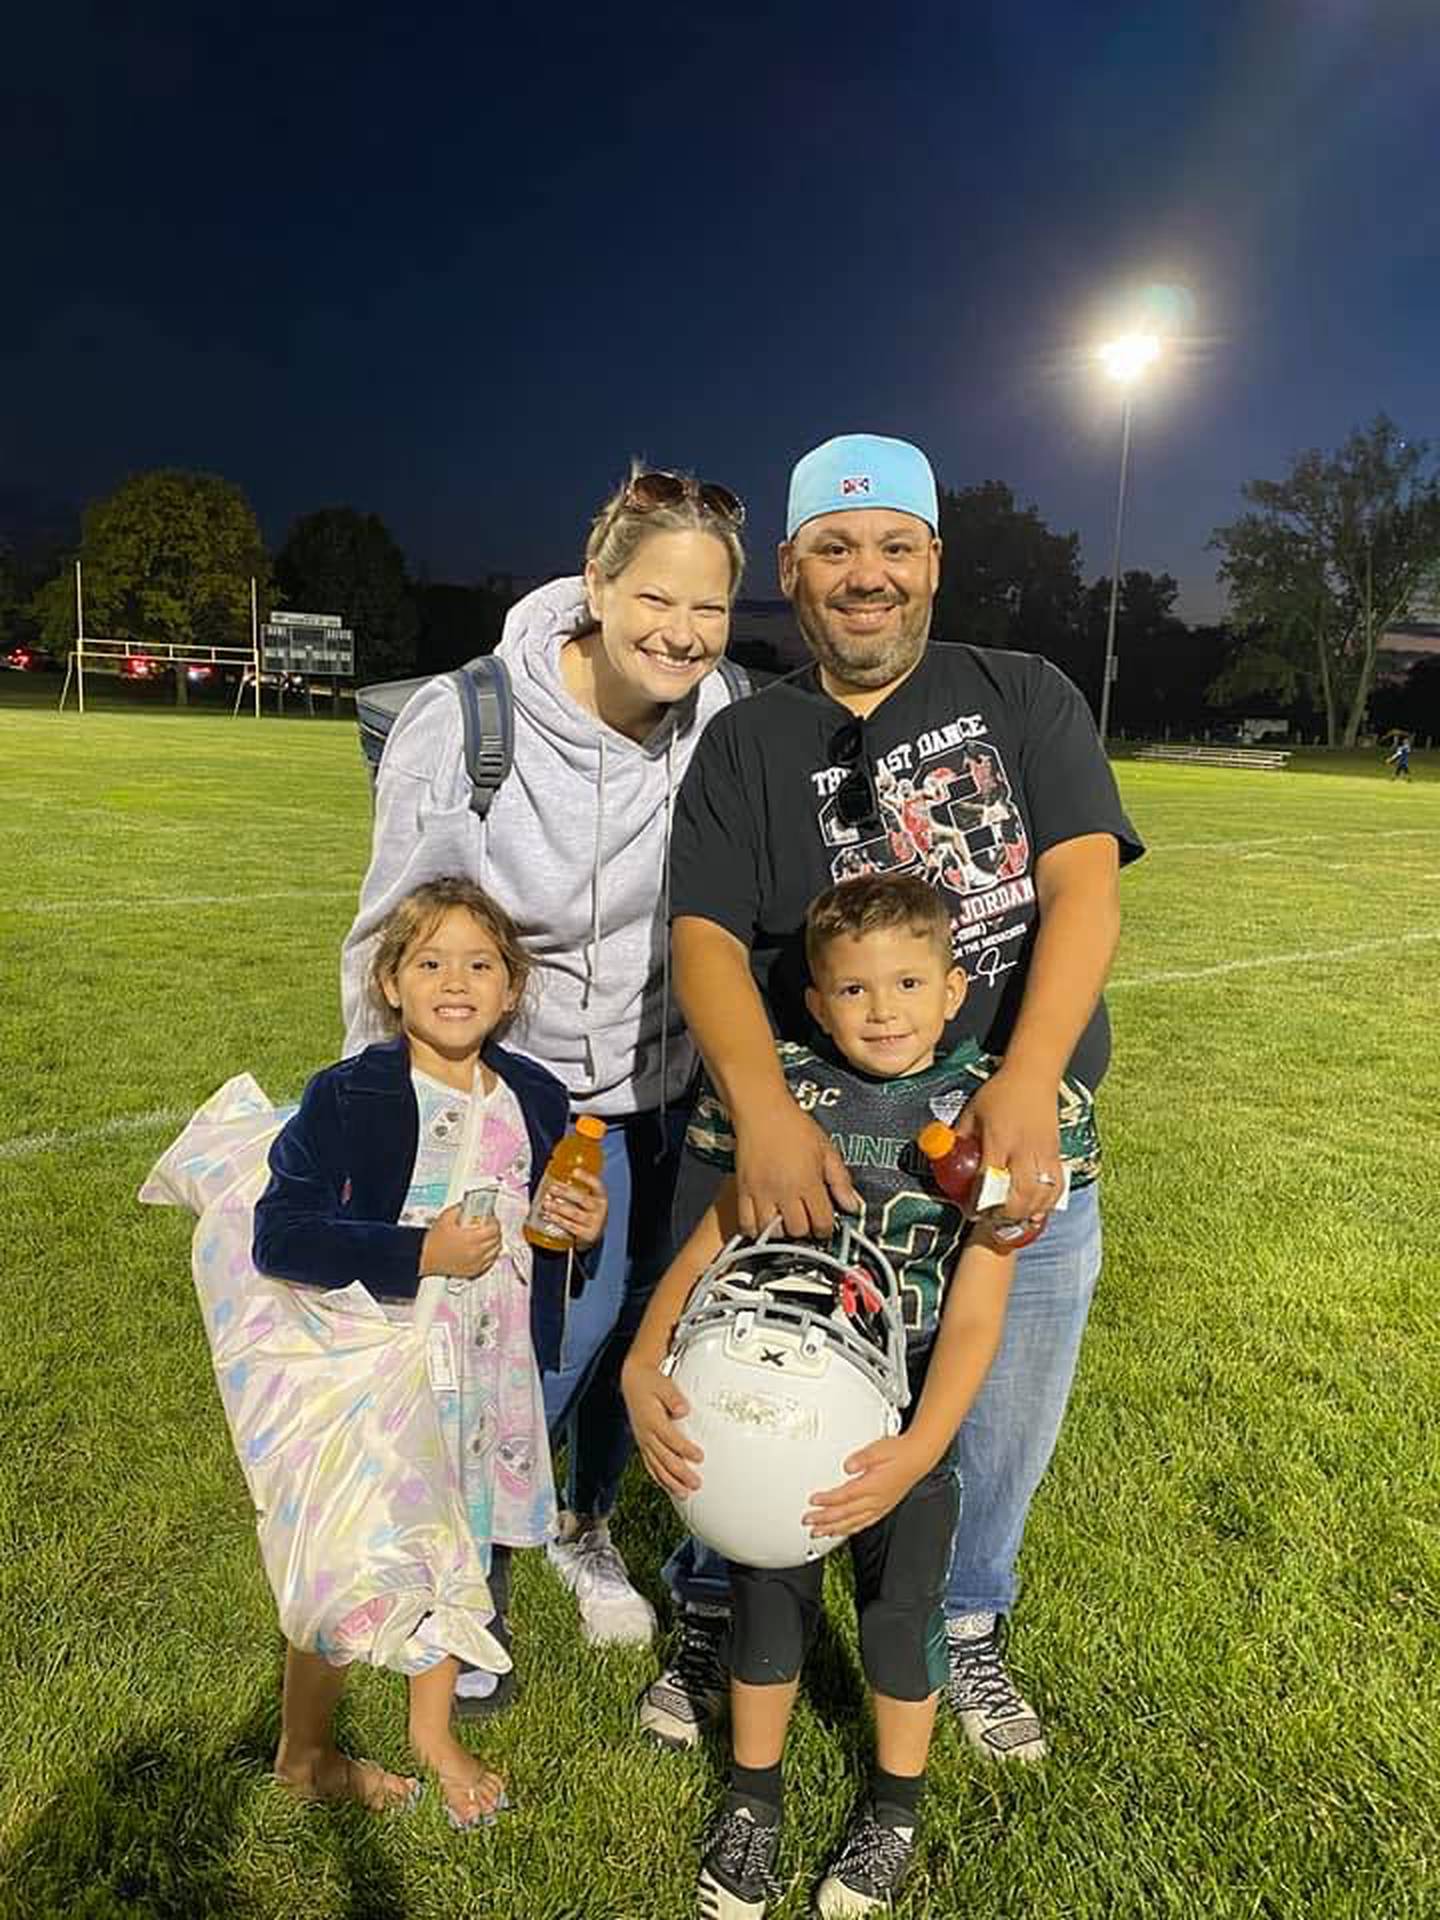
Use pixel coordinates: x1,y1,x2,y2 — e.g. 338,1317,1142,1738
369,876,532,1031
804,874,954,978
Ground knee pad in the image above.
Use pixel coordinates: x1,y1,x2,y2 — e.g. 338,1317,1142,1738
729,1572,819,1686
859,1596,948,1701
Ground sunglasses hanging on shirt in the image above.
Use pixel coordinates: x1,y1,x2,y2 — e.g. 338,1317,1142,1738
830,718,882,832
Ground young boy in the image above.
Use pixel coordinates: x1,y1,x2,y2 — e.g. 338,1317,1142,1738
623,874,1099,1918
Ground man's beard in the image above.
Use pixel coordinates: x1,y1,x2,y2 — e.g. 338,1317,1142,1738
798,597,931,689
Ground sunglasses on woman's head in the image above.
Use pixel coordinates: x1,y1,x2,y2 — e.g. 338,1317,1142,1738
622,470,746,527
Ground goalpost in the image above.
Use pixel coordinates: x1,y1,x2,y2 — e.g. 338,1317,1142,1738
58,564,264,716
57,566,356,717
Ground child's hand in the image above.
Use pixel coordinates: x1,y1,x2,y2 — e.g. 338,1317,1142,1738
540,1169,608,1250
803,1434,928,1540
620,1357,703,1498
420,1205,502,1279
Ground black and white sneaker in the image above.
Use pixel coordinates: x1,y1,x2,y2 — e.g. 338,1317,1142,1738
638,1601,730,1749
696,1804,783,1920
943,1616,1047,1763
814,1804,916,1916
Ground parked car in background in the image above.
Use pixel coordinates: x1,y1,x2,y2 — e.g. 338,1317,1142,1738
119,652,172,682
4,643,61,672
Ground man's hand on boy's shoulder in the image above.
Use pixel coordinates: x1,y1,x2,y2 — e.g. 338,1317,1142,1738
733,1099,861,1239
802,1432,931,1541
620,1357,704,1499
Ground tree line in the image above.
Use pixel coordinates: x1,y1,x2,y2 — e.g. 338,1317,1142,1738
928,417,1440,745
5,416,1439,743
7,481,509,688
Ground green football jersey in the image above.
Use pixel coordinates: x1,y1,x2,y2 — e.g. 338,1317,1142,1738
688,1039,1099,1337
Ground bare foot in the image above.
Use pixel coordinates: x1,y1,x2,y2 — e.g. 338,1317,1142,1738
274,1742,420,1813
411,1727,508,1830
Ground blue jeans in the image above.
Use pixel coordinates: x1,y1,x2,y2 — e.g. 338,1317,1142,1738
542,1107,685,1519
663,1182,1103,1617
945,1178,1102,1616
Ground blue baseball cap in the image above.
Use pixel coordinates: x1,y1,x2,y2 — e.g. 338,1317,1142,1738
785,433,939,539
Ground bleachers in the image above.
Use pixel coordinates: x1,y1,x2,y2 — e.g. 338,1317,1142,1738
1135,743,1292,772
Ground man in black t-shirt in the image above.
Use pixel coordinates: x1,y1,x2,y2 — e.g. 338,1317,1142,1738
637,432,1144,1768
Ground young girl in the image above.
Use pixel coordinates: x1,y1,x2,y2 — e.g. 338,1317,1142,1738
253,876,607,1829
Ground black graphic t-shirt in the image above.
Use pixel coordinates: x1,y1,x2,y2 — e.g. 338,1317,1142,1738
670,645,1145,1088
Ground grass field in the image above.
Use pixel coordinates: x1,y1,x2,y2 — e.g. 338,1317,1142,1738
1,706,1437,1920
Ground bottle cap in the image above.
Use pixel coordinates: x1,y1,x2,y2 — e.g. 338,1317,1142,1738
576,1114,607,1140
917,1120,956,1159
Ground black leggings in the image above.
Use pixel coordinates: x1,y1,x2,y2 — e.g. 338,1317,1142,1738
728,1463,959,1701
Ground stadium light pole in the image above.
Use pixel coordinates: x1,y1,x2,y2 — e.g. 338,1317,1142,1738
1096,331,1161,745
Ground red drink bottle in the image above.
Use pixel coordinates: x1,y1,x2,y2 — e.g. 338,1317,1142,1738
916,1121,984,1210
916,1120,1044,1250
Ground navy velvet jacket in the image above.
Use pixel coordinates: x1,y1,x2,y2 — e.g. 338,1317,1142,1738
252,1036,577,1374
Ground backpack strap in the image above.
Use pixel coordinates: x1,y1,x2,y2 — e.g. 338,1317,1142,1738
448,650,738,821
449,655,514,820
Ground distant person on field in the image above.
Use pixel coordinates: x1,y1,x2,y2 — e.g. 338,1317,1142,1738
1386,734,1412,779
255,877,606,1827
341,469,748,1655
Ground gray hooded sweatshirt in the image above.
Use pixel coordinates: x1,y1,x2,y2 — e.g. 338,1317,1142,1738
340,576,743,1116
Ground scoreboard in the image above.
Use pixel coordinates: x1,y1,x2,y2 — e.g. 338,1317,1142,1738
261,610,355,676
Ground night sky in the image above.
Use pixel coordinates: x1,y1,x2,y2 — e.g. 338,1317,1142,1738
9,0,1438,622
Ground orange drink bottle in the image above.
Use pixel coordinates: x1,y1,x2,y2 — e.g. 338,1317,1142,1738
523,1114,606,1252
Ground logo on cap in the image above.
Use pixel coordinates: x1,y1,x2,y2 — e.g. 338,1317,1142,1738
840,474,872,497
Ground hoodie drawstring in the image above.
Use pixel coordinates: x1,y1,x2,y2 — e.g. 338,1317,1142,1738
657,729,677,1133
581,736,608,1084
578,716,682,1135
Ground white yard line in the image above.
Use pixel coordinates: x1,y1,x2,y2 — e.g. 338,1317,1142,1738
15,889,357,914
1109,928,1440,990
8,926,1440,1165
9,830,1436,919
0,1106,190,1164
1149,826,1436,854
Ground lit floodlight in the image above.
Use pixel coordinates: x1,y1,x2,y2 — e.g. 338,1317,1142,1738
1097,331,1161,385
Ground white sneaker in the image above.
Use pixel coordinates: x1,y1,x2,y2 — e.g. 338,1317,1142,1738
942,1615,1047,1763
546,1516,657,1647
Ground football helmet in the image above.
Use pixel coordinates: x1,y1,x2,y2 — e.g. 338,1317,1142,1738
661,1215,911,1569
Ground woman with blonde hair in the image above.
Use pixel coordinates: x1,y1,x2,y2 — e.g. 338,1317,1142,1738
341,467,748,1669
